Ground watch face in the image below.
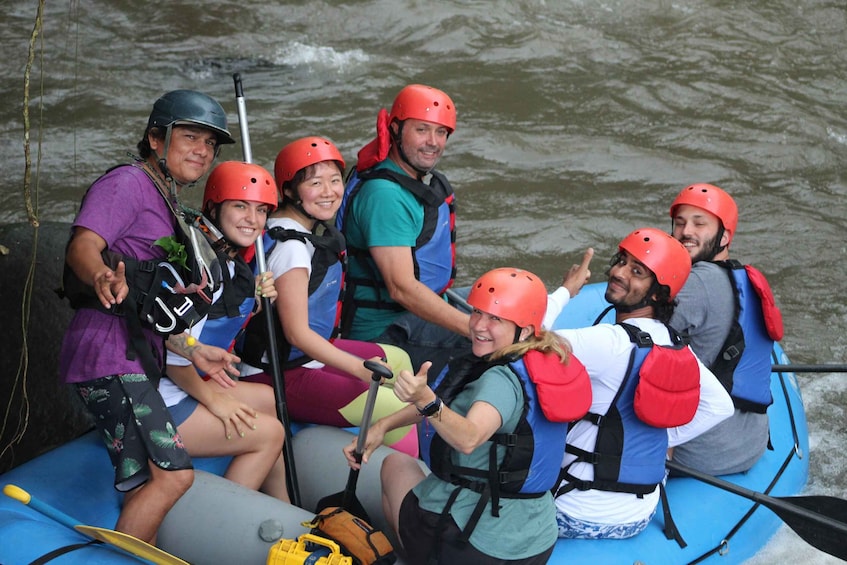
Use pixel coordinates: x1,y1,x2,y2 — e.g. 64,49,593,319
420,397,441,417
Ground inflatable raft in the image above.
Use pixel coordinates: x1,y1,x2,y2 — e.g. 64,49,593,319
0,283,809,564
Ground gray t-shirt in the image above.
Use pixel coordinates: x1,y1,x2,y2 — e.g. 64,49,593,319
670,261,735,366
670,261,769,476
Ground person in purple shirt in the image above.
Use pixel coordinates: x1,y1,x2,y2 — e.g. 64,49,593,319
58,90,241,545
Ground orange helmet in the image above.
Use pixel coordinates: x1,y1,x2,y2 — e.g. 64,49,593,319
618,228,691,299
669,183,738,244
389,84,456,133
467,268,547,336
203,161,277,212
274,136,345,190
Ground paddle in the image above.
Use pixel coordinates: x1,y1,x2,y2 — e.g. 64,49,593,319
665,461,847,561
316,360,393,520
772,364,847,373
3,484,189,564
445,288,471,312
232,72,301,507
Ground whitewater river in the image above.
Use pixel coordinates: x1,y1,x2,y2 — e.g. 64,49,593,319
1,1,845,562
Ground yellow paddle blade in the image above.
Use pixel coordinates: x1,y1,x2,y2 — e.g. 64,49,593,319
75,525,189,565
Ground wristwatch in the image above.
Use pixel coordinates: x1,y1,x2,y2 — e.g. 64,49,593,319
417,396,443,418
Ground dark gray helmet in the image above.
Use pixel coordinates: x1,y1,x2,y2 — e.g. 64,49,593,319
147,90,235,145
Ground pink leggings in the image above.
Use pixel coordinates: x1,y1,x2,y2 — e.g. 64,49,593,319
242,339,417,456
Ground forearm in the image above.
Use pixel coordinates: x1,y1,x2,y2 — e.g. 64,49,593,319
374,404,420,434
286,326,372,381
166,333,202,361
389,281,469,336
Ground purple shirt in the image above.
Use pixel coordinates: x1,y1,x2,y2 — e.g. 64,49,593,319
59,165,175,384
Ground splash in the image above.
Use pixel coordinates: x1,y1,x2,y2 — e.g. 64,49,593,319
272,41,369,71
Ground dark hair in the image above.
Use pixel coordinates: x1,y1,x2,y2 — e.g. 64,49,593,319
651,283,676,323
137,126,165,159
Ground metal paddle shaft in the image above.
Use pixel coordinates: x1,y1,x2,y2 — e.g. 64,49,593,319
666,461,847,561
3,484,189,564
317,360,393,519
232,72,301,507
445,288,471,312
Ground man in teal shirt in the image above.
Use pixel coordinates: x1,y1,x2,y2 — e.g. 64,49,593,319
338,84,470,380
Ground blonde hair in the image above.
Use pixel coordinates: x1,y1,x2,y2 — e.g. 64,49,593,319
490,327,572,364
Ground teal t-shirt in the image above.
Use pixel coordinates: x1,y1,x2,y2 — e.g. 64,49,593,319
345,158,425,340
412,364,558,560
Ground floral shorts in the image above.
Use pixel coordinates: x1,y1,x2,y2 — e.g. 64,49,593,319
556,507,655,540
76,373,193,492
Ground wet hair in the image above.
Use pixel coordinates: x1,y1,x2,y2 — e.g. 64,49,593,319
280,160,345,206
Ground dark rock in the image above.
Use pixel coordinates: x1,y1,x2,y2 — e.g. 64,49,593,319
0,221,93,474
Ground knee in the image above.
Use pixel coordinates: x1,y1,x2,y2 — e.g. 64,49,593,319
265,417,285,450
381,452,403,482
158,468,194,500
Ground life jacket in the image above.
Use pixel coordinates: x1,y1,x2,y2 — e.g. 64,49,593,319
57,163,222,385
425,351,589,542
239,221,346,370
706,260,780,413
194,253,257,362
336,166,456,334
557,323,696,497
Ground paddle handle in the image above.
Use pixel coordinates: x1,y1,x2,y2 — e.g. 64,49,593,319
3,484,79,532
357,361,392,456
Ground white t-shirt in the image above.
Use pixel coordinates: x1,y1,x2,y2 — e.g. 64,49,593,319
553,318,733,524
240,216,325,375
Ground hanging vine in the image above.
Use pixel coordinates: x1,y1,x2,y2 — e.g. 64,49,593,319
0,0,46,466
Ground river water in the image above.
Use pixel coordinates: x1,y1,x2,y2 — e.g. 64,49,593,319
1,1,845,562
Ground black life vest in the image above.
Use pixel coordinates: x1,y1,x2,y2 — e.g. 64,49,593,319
427,353,570,542
239,221,346,370
336,166,456,334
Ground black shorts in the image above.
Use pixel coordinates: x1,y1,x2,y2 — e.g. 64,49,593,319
76,373,193,492
398,491,554,565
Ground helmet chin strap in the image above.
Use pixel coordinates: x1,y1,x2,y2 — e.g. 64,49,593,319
391,121,431,179
613,280,661,314
512,326,524,344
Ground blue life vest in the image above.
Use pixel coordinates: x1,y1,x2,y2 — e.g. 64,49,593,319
195,255,256,362
424,353,569,540
558,324,679,497
708,260,774,413
238,221,346,369
336,166,456,333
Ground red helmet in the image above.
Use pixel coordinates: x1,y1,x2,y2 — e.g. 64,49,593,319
204,161,277,212
669,183,738,244
274,136,345,190
467,268,547,336
389,84,456,133
618,228,691,299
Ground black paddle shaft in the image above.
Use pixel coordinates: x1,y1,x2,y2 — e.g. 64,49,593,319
232,73,301,507
318,360,392,518
666,460,847,560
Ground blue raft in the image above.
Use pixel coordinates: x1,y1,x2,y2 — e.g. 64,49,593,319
0,283,809,564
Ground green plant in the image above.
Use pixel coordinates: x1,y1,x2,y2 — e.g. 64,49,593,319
153,236,189,270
